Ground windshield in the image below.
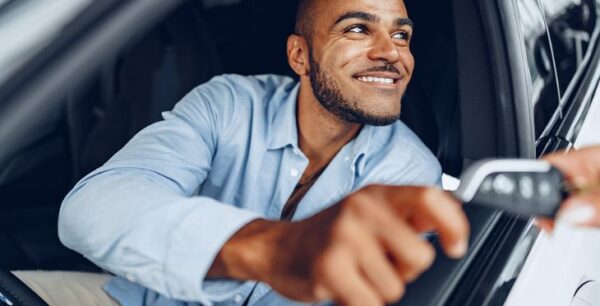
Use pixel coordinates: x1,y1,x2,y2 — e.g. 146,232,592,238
0,0,93,84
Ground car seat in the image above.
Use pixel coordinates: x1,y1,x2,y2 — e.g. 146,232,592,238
67,0,223,179
402,0,463,177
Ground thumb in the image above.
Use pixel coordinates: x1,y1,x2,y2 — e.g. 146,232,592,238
556,191,600,227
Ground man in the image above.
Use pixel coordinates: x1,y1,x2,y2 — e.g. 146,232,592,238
15,0,470,305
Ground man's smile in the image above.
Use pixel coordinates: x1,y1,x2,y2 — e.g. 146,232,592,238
353,72,402,89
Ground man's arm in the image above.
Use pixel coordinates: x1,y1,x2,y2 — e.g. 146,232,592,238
207,185,469,306
59,77,261,304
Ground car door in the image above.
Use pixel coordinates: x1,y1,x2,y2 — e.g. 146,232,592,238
0,0,99,272
398,0,600,305
504,0,600,305
0,0,185,272
397,0,538,304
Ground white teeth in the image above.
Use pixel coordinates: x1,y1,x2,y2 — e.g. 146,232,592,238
357,76,395,84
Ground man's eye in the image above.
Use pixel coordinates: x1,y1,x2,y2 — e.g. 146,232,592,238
392,31,410,41
346,25,368,34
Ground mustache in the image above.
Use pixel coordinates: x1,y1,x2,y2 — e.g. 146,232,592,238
354,64,401,76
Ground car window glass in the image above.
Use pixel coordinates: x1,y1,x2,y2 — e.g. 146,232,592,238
0,0,92,85
516,0,562,138
0,0,12,9
542,0,598,93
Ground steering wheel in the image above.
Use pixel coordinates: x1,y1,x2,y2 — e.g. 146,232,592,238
0,270,47,306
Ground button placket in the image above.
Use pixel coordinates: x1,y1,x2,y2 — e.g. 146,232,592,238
290,168,299,177
125,272,136,282
233,294,243,303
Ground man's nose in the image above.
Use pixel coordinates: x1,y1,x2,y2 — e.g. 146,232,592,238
366,33,402,63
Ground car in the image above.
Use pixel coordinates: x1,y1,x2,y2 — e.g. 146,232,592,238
0,0,599,305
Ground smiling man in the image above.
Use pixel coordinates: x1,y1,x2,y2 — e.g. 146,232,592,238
17,0,470,305
297,1,415,128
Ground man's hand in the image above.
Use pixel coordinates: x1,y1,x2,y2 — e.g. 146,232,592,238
209,185,469,306
537,145,600,230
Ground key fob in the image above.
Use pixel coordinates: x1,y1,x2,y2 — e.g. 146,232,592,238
453,159,569,218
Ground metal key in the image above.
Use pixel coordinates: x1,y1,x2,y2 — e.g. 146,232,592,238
453,159,569,218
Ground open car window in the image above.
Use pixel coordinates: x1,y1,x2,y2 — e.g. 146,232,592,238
516,0,562,139
543,0,598,94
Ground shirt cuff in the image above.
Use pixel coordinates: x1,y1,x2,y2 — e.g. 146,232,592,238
162,197,262,304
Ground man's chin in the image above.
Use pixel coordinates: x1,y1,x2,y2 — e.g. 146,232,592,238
360,115,400,126
338,109,401,126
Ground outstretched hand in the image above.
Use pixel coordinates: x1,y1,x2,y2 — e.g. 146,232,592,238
212,185,470,306
537,146,600,230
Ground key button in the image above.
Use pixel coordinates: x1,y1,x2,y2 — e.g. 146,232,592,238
519,176,534,199
481,177,493,193
538,179,552,197
493,174,516,195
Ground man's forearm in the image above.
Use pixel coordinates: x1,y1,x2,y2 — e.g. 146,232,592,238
208,219,287,283
59,170,262,303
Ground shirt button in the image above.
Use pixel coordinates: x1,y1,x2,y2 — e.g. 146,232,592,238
233,294,244,303
344,156,351,162
290,168,299,177
125,273,135,282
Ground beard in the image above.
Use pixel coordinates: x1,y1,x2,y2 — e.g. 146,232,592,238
308,51,401,126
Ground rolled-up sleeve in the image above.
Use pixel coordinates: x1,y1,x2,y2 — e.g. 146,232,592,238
58,76,261,304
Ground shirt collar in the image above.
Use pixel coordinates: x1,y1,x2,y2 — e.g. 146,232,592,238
266,82,375,177
350,125,374,177
267,83,300,150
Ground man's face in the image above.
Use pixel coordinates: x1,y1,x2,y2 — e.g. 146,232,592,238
307,0,414,126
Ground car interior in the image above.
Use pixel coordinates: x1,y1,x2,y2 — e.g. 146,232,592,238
0,0,552,305
0,0,465,273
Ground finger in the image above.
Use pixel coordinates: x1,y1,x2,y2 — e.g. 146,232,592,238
320,253,383,306
408,214,438,233
544,147,600,186
378,218,436,282
349,192,436,282
556,191,600,227
349,225,405,302
534,217,554,232
386,187,469,259
417,190,469,259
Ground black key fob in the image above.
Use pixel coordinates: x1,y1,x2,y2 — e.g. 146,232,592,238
453,159,569,218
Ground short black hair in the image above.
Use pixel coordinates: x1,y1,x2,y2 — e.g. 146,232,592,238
295,0,317,41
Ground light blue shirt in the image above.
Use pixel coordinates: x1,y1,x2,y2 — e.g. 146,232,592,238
58,74,442,306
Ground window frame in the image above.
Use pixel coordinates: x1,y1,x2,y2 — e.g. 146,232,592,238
0,0,184,177
536,0,600,151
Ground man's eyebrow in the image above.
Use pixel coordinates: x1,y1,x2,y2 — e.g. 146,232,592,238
396,18,415,29
333,11,415,30
334,11,379,26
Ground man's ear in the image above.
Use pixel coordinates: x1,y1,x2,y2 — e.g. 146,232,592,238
287,34,309,76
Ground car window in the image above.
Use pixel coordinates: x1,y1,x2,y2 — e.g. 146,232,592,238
0,0,93,85
0,0,12,9
542,0,598,94
516,0,562,138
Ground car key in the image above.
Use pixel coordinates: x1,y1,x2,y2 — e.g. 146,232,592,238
453,159,570,218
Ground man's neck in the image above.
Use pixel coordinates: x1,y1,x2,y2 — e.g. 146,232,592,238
296,83,362,165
